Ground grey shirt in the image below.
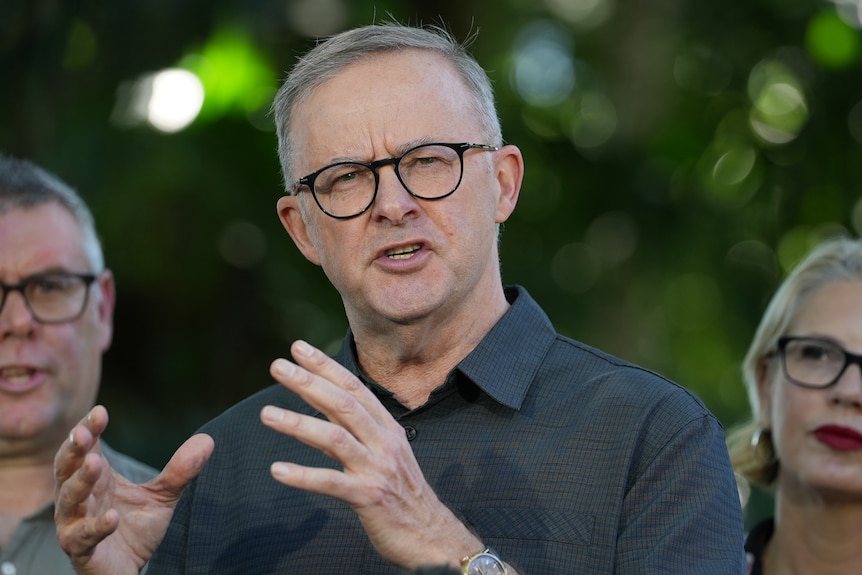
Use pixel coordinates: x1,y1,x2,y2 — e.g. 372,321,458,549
0,442,156,575
150,286,746,573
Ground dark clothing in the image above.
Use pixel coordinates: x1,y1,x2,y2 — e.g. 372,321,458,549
149,286,746,574
743,518,773,575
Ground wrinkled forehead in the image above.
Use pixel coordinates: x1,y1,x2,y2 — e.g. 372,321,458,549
289,51,480,166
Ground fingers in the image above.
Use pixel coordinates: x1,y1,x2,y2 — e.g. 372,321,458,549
271,340,393,427
54,448,119,556
56,405,108,476
56,506,121,557
260,405,368,466
150,433,214,497
269,460,360,500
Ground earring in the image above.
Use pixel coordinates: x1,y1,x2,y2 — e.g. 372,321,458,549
750,428,776,465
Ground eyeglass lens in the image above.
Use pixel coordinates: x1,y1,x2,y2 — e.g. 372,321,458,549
312,144,466,218
781,337,852,388
0,274,92,323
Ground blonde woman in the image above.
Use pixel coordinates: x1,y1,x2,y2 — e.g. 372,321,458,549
728,236,862,574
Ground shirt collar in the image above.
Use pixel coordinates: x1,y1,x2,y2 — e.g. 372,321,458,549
337,285,557,411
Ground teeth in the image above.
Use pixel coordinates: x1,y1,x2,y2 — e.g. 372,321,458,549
0,367,35,385
386,244,420,259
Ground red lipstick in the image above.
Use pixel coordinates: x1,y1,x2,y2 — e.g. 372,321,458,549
814,425,862,451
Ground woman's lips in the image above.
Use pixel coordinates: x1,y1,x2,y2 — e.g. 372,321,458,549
814,424,862,451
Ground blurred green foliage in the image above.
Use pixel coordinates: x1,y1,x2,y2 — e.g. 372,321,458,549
4,0,862,529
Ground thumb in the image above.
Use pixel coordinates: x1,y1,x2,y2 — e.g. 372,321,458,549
151,433,214,498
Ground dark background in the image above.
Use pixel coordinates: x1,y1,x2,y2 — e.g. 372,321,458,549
5,0,862,528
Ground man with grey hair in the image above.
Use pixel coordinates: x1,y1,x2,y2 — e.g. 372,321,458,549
0,153,156,574
55,23,745,573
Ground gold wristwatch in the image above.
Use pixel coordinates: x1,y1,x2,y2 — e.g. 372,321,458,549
460,547,507,575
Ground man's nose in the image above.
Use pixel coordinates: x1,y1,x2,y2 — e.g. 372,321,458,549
370,165,420,224
0,290,36,337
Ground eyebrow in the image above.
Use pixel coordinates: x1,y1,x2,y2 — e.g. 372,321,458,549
316,136,443,166
18,267,83,279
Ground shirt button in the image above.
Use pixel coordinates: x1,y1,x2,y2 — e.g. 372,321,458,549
1,561,16,575
404,426,417,441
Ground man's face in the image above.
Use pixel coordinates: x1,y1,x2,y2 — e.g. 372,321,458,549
278,50,522,330
0,203,114,460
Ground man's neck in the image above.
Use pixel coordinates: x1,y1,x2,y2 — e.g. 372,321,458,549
350,287,511,409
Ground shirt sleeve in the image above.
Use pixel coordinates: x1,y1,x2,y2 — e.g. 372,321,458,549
615,408,747,574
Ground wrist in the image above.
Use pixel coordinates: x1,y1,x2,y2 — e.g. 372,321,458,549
460,547,507,575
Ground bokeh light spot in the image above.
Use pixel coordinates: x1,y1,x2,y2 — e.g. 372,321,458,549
747,60,808,144
712,147,756,187
697,138,762,208
147,69,205,133
567,91,618,149
805,8,861,69
184,27,274,120
544,0,614,29
512,21,576,107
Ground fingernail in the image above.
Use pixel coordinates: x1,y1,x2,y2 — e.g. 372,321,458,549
68,430,76,446
294,340,312,356
272,359,294,377
272,462,290,477
261,405,283,422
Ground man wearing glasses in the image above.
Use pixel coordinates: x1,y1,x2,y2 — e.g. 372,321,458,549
55,23,745,574
0,153,156,574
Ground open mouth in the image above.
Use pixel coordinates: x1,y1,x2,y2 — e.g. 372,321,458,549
385,243,421,260
0,367,37,387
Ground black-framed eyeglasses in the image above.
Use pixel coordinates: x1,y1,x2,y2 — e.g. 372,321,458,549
291,142,499,220
0,273,97,324
777,336,862,389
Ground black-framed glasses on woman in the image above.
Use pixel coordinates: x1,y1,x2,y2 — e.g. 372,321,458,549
777,336,862,389
0,273,97,324
291,142,499,220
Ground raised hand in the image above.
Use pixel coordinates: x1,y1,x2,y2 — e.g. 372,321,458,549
54,405,214,575
260,340,484,571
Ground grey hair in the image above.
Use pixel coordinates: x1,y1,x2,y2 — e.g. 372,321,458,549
0,153,105,272
728,235,862,488
271,22,503,191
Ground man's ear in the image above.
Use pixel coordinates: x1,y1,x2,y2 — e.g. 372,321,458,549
95,269,116,352
277,195,322,266
493,144,524,224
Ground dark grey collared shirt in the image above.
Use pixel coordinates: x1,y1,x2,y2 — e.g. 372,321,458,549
150,286,746,574
0,442,156,575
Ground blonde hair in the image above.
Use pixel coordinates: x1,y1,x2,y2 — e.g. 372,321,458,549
728,236,862,488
